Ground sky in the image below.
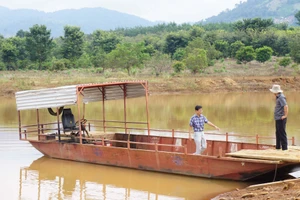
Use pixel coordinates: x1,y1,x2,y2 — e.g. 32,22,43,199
0,0,246,23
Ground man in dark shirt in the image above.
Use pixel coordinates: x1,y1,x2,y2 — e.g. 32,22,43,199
270,85,288,150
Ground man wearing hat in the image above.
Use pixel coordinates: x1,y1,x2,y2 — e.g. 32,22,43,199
270,84,288,150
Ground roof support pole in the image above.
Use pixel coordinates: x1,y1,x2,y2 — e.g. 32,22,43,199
144,82,150,135
36,109,40,140
102,87,106,133
77,88,82,144
56,107,61,142
123,85,127,134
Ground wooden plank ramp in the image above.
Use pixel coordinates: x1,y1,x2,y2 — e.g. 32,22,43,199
226,146,300,163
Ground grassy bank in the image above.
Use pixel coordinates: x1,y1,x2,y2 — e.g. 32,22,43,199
1,59,300,97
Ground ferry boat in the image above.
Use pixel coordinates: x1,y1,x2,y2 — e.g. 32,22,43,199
15,80,300,181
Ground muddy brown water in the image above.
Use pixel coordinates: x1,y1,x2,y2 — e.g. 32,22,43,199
1,92,300,200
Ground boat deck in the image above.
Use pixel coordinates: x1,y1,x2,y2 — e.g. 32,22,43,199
226,146,300,163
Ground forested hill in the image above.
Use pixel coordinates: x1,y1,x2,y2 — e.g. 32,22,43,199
202,0,300,24
0,6,156,37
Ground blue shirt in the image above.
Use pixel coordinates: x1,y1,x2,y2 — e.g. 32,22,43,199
189,114,208,132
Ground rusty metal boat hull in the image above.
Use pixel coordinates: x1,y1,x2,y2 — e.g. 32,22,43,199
29,140,289,181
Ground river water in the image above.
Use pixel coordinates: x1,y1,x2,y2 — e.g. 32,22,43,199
1,92,300,200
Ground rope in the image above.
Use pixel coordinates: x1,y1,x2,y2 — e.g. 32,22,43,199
273,163,278,182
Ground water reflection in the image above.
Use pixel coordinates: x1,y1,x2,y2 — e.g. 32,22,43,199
19,157,246,200
3,92,300,140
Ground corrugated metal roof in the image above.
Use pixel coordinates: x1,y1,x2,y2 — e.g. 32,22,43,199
15,81,147,110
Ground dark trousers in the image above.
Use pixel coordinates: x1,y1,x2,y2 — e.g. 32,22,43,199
275,118,288,150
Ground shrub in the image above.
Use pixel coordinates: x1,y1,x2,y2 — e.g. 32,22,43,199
255,46,273,63
172,61,185,73
172,48,185,61
230,41,245,58
236,46,256,63
278,57,292,67
0,62,6,71
52,59,67,71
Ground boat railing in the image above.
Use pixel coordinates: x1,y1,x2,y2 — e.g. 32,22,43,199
70,136,189,154
18,120,296,146
19,122,60,140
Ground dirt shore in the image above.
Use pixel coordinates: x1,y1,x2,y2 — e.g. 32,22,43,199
1,73,300,97
212,179,300,200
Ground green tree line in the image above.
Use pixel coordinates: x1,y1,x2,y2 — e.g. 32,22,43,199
1,16,300,75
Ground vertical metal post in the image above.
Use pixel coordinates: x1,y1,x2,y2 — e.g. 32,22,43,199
83,103,86,119
123,85,127,134
41,124,44,134
77,88,82,144
36,109,40,140
144,82,150,135
102,87,106,133
56,107,61,142
18,110,21,140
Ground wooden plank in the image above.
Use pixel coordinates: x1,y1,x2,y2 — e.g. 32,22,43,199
226,147,300,163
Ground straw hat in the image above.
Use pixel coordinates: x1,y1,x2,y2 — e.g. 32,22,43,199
269,85,283,93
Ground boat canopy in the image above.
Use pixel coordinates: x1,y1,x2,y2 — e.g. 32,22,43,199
15,81,147,111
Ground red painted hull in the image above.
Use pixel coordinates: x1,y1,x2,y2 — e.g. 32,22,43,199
29,140,289,181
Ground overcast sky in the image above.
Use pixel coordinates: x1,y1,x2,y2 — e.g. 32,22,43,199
0,0,245,23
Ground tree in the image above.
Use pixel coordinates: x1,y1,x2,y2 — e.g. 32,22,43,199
203,31,218,45
289,33,300,63
189,26,205,40
295,11,300,25
184,48,208,73
1,40,18,70
255,46,273,63
214,40,230,58
91,30,120,54
26,25,53,69
61,26,84,62
186,38,221,62
16,29,27,38
144,51,172,76
164,33,189,56
8,37,29,69
230,41,245,58
172,48,186,61
273,36,290,57
106,42,149,75
9,37,28,61
172,61,185,73
233,18,274,32
91,49,107,70
236,46,256,63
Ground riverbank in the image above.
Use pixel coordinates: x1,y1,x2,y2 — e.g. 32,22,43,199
1,58,300,97
212,178,300,200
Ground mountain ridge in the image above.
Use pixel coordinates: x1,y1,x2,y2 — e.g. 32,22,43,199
202,0,300,24
0,6,156,37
